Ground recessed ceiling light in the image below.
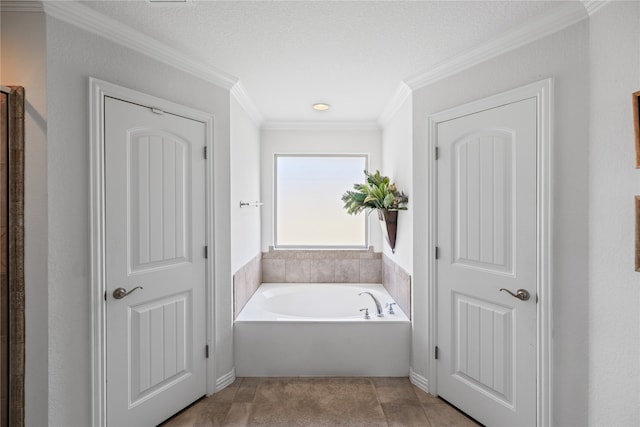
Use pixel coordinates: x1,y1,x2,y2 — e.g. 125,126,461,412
147,0,191,4
312,103,330,111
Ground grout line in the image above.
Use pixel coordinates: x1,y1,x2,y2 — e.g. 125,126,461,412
370,378,392,427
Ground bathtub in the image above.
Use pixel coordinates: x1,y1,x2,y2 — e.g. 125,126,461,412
234,283,411,377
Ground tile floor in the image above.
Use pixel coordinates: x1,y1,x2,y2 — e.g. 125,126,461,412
160,377,481,427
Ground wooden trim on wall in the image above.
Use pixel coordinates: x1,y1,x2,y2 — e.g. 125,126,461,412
7,86,25,427
633,91,640,168
635,196,640,271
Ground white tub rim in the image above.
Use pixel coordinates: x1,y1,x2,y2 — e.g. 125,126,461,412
235,282,410,323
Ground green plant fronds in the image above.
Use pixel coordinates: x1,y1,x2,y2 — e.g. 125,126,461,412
341,170,409,215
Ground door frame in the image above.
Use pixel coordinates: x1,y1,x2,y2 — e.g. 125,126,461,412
426,79,553,427
89,78,216,427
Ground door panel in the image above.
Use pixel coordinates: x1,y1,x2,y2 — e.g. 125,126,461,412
453,131,513,275
105,97,206,427
437,98,537,426
129,130,190,271
452,293,514,406
129,291,191,407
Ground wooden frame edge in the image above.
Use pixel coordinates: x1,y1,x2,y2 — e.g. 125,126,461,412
635,196,640,271
632,91,640,168
7,86,26,427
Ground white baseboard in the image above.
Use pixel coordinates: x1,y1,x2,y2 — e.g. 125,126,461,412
216,368,236,392
409,368,430,394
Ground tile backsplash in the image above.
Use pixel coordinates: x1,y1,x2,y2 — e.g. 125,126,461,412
382,255,411,319
233,254,262,318
262,247,382,284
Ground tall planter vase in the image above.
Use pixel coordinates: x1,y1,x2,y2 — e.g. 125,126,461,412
378,209,398,253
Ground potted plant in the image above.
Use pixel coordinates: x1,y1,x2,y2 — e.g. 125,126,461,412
341,170,408,252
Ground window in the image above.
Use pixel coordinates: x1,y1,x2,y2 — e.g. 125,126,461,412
275,154,368,248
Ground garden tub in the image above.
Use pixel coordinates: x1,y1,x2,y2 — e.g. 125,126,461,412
234,283,410,377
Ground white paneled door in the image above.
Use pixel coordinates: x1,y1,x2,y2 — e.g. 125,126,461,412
105,97,207,426
436,98,537,426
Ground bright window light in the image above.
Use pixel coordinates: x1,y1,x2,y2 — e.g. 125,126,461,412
275,154,368,248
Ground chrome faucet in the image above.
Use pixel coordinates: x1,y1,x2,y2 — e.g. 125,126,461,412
359,291,384,317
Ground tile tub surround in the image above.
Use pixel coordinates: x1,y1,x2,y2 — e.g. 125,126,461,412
160,377,481,427
382,255,411,319
233,254,262,318
261,247,382,283
236,249,411,319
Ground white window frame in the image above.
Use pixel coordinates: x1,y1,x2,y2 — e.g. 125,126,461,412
273,153,369,250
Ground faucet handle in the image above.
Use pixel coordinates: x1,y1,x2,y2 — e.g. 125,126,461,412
385,302,397,315
360,308,370,319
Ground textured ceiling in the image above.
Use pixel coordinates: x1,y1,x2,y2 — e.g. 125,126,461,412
79,0,575,123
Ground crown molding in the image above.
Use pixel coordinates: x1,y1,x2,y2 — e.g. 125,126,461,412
0,1,42,12
231,82,264,127
377,82,412,128
42,1,237,90
262,121,380,131
581,0,610,16
405,2,588,90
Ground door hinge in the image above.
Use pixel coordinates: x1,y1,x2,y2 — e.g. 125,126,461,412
435,346,439,360
203,146,207,159
435,146,440,160
204,246,208,259
435,247,440,260
205,344,209,359
104,291,107,301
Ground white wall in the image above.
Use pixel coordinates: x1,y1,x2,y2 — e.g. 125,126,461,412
230,97,262,273
412,21,590,426
381,95,413,272
0,10,49,427
260,128,383,252
45,16,233,426
589,3,640,426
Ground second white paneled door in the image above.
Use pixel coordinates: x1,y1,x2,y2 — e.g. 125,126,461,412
436,97,537,426
105,97,207,426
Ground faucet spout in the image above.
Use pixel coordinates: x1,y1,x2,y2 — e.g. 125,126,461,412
359,291,384,317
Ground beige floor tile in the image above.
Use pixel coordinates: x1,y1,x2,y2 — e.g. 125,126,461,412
161,378,478,427
212,386,240,403
248,400,386,427
381,403,432,427
197,400,235,427
211,378,242,403
373,378,421,405
240,377,269,386
422,403,481,427
224,403,252,427
160,410,200,427
370,377,413,386
253,378,377,405
234,379,258,403
160,400,231,427
412,386,441,404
